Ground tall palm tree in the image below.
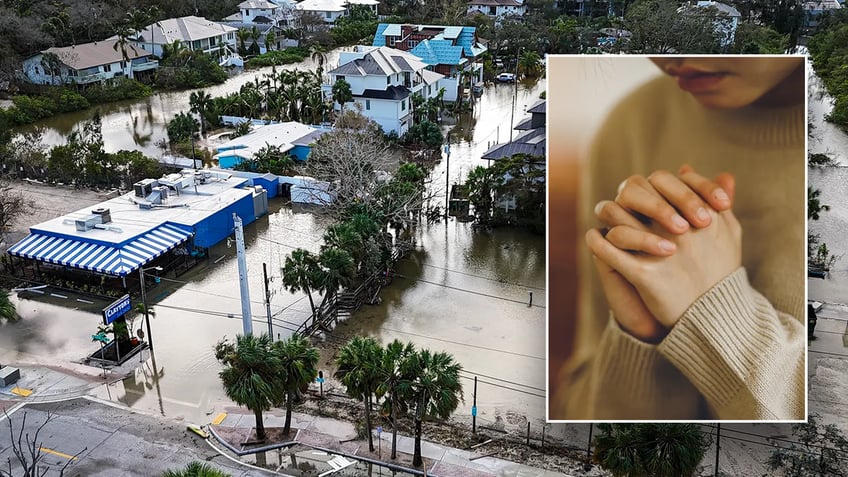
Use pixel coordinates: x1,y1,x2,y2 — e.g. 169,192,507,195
250,26,262,55
236,28,251,55
0,289,18,322
214,334,284,441
332,79,353,113
335,337,383,452
161,461,231,477
377,339,416,459
272,335,319,436
113,23,137,78
316,247,356,308
265,29,276,52
189,90,213,135
401,349,463,467
322,223,364,267
282,248,320,317
593,423,709,477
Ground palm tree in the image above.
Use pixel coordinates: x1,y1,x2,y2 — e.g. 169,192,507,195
401,349,463,467
161,461,231,477
332,79,353,113
250,26,262,55
593,423,709,477
0,289,18,322
236,28,251,56
113,23,137,78
335,337,383,452
377,339,416,459
189,90,213,135
214,334,284,442
282,249,321,318
322,223,364,267
265,29,276,52
316,247,356,308
465,165,502,222
272,335,319,436
517,50,543,78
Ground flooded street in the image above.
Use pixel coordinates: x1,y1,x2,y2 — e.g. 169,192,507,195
3,65,549,428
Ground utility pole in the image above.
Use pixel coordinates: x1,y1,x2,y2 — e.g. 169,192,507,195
233,213,253,335
509,48,521,141
263,262,273,339
714,423,721,477
444,132,451,219
472,376,478,434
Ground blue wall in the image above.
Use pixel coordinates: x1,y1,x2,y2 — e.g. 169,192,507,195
290,145,311,161
190,192,256,248
218,154,245,169
253,176,279,199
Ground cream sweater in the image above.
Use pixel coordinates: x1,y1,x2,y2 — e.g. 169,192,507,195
553,74,806,420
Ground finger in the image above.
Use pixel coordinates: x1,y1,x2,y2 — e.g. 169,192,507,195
615,176,690,234
594,200,648,230
714,172,736,203
648,170,713,228
590,254,667,343
605,225,677,256
674,165,733,212
585,228,640,279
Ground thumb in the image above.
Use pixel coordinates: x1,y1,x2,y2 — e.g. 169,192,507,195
714,173,735,204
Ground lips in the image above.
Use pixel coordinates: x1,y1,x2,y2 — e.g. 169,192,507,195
667,68,729,93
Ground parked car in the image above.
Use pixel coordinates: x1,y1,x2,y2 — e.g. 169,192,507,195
496,72,515,83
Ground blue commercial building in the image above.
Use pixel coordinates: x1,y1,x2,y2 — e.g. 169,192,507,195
6,170,268,287
214,122,327,169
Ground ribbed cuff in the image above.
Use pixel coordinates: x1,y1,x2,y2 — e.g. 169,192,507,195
658,268,789,418
596,317,664,403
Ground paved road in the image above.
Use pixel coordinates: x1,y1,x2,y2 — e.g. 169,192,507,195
0,397,274,477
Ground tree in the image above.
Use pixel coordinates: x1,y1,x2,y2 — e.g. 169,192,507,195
112,22,137,77
0,183,33,247
1,410,86,477
282,249,321,317
808,186,830,221
403,120,443,149
767,414,848,475
376,339,416,459
335,336,383,452
399,348,463,467
465,165,502,222
331,78,353,112
808,186,839,273
236,28,251,56
167,112,198,144
0,289,17,322
272,335,319,436
624,0,720,53
264,29,276,52
323,223,365,266
189,90,213,134
316,247,356,306
593,423,709,477
517,50,543,78
161,462,231,477
214,334,284,441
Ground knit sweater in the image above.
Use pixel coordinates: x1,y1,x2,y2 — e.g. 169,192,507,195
552,74,806,420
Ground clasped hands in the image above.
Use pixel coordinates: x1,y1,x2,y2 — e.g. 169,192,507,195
586,165,742,343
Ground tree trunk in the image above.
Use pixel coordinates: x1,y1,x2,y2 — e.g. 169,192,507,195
305,287,316,317
391,393,398,459
365,393,374,452
412,417,423,467
255,408,266,441
284,390,293,436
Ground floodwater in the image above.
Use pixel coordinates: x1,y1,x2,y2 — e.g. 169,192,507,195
4,63,549,429
808,60,848,304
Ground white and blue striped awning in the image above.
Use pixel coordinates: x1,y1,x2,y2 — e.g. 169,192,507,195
7,224,193,277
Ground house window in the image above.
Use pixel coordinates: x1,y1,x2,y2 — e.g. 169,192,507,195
228,33,234,40
35,66,40,75
387,76,390,85
120,61,127,69
193,40,202,50
104,64,112,72
401,100,406,111
366,100,371,110
407,40,417,48
246,9,250,15
326,11,331,18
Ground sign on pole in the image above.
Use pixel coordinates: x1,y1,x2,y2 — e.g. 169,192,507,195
102,294,131,325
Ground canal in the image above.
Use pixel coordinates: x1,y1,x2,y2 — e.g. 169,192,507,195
4,54,549,431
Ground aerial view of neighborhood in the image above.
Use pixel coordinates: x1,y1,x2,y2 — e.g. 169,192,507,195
0,0,846,474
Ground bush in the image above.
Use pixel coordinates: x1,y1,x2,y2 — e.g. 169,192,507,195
156,52,228,89
55,89,91,112
10,95,58,123
82,78,153,103
245,47,308,68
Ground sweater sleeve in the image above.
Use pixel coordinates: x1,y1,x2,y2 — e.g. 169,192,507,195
657,267,805,420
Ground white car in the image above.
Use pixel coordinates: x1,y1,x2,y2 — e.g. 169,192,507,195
496,73,515,83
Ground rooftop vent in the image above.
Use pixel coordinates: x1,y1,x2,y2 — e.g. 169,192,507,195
91,208,111,224
134,179,159,198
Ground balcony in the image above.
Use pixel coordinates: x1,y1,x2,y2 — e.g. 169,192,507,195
132,60,159,72
74,72,105,84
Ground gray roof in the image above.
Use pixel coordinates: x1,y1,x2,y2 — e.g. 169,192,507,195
136,16,237,45
357,85,411,100
43,40,152,70
328,46,432,77
481,127,545,161
527,100,545,114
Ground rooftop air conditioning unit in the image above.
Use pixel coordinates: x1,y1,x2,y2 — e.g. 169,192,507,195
134,179,159,198
91,208,111,224
75,214,101,232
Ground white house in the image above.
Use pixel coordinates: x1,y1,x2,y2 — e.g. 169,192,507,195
214,122,327,168
130,16,239,60
22,40,158,85
238,0,281,23
295,0,379,25
684,1,741,46
324,45,444,135
467,0,526,19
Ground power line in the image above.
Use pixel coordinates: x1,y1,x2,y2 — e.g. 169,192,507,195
417,262,546,291
380,326,545,361
408,276,544,308
459,374,545,399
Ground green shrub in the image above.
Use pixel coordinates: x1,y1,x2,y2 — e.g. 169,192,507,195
245,47,308,68
156,52,228,89
10,95,58,123
82,78,153,103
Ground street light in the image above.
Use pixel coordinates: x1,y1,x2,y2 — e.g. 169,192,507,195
139,265,163,350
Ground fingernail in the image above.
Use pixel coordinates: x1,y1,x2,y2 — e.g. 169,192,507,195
697,208,710,222
672,214,688,229
594,201,606,216
658,240,676,253
714,188,729,203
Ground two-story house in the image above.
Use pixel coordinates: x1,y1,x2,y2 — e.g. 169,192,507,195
295,0,379,25
324,45,444,135
22,40,158,85
130,16,239,63
372,24,486,102
467,0,526,20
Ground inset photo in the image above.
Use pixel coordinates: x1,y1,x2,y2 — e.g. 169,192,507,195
547,55,807,421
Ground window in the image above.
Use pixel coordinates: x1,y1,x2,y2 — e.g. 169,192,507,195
401,100,406,111
104,64,112,72
192,40,202,50
246,9,250,15
228,33,234,40
366,100,371,110
35,66,40,75
387,76,390,85
407,40,417,48
337,75,345,83
120,61,127,69
326,11,331,18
